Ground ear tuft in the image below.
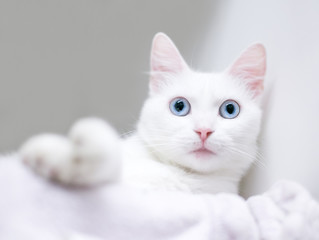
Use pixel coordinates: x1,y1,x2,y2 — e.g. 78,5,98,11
228,43,266,97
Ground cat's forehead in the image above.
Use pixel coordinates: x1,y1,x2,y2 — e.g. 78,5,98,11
164,71,247,102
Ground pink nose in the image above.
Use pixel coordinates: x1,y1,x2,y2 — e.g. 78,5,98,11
195,129,213,142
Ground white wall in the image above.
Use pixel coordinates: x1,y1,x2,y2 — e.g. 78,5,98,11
197,1,319,198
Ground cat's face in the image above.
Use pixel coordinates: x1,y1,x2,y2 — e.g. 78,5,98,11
138,33,266,174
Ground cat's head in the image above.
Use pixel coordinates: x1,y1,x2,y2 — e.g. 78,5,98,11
138,33,266,174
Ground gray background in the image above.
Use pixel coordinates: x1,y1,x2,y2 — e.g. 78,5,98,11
0,0,216,151
1,0,319,198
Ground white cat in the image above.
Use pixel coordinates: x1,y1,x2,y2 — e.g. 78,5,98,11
20,33,266,194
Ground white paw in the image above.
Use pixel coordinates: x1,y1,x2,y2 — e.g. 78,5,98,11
68,118,122,185
20,118,122,185
20,134,73,183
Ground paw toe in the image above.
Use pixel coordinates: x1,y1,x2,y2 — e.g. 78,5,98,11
20,134,72,180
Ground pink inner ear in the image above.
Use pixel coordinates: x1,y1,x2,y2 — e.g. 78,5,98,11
150,33,188,93
229,43,266,96
152,49,184,73
151,33,188,74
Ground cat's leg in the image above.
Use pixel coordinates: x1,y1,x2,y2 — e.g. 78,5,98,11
20,118,122,185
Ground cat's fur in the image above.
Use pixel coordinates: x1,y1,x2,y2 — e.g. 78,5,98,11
20,33,266,194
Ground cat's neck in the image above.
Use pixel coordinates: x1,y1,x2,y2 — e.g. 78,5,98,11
184,169,241,194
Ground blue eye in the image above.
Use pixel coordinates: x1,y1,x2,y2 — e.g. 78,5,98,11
169,97,191,116
219,100,240,119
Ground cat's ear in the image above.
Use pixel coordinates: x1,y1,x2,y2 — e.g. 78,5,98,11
150,33,188,92
227,43,266,97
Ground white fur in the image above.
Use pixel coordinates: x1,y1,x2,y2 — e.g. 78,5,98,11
20,33,265,194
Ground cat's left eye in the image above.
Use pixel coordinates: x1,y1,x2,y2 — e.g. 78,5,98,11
169,97,191,116
219,100,240,119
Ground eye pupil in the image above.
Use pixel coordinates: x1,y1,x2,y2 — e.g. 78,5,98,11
226,104,234,114
174,101,185,112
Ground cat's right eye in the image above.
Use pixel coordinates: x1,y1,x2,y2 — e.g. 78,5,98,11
169,97,191,116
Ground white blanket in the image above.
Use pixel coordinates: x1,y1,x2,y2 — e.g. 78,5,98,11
0,154,318,240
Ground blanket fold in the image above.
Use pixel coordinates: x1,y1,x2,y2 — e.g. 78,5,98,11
0,155,318,240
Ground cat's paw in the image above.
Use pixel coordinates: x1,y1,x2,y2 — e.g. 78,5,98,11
68,117,122,185
20,134,74,183
20,118,122,185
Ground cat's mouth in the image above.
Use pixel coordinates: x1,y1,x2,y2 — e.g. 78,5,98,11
192,147,216,158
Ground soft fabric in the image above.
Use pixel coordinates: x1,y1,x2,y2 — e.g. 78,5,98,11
1,154,318,240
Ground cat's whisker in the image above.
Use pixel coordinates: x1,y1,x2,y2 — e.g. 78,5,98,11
227,146,266,169
134,135,195,145
120,130,135,138
230,143,266,167
146,146,182,162
145,144,182,152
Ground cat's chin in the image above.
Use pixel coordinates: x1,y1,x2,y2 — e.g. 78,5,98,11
192,148,216,159
168,149,222,174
